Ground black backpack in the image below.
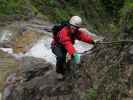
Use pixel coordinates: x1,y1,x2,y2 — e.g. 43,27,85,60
52,20,69,37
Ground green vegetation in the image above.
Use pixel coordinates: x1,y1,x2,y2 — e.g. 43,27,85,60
0,0,132,34
83,88,97,100
0,0,30,15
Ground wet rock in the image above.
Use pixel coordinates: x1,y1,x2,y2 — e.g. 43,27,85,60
20,57,53,81
127,46,133,64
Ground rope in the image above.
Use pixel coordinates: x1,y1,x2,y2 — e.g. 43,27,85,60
96,40,133,44
78,40,133,54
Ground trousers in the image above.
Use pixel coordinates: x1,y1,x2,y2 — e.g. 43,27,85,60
52,43,67,74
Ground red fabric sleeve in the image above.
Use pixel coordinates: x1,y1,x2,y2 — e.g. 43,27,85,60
59,27,76,55
77,31,93,43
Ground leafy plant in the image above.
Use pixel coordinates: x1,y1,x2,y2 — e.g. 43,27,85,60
83,88,97,100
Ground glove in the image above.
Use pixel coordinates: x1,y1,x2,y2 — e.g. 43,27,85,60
91,40,97,45
72,53,80,64
91,36,104,45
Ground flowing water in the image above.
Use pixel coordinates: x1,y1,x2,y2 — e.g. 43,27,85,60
0,30,12,43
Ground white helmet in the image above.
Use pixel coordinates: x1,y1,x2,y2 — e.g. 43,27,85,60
69,16,82,27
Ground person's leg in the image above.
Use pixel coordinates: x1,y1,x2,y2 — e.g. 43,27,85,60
52,44,67,75
56,56,66,74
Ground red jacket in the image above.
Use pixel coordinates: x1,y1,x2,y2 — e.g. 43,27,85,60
52,26,93,55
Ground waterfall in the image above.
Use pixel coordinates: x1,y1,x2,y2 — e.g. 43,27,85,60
25,36,56,64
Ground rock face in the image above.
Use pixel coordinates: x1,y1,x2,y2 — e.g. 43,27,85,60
80,42,133,100
12,57,84,100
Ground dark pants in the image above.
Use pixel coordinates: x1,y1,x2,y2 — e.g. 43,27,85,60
52,43,67,75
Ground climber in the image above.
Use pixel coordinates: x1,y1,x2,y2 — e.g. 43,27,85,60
51,16,99,79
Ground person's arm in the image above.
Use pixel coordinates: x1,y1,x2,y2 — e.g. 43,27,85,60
59,27,76,55
76,31,94,44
